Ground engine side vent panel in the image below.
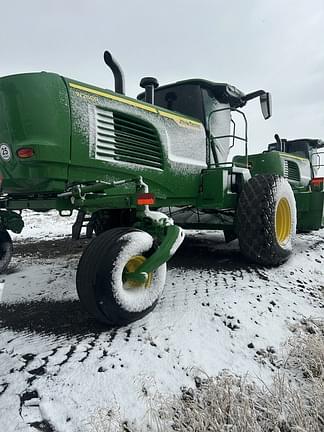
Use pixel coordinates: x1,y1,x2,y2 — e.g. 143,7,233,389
94,107,163,169
284,160,300,181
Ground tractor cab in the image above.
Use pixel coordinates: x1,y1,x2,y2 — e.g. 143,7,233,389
268,136,324,175
138,79,271,166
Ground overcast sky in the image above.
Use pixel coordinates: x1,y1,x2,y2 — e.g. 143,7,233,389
1,0,324,163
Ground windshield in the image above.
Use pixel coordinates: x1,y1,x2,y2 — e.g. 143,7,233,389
312,148,324,176
153,84,204,122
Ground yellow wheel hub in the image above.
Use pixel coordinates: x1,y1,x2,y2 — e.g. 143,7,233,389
275,198,292,246
124,255,153,289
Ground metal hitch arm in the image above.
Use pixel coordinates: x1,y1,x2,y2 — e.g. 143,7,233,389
124,224,184,284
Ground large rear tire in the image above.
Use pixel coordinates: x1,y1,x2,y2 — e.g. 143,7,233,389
88,209,134,237
76,227,166,326
0,230,13,273
237,175,296,266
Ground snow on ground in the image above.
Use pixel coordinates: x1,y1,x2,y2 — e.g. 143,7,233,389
0,211,323,431
11,210,76,241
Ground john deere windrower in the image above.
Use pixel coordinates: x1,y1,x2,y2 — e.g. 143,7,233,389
0,51,323,325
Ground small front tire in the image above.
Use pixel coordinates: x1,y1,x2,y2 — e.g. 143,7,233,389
76,227,166,326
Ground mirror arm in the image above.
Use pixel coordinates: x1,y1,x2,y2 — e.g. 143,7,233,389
241,90,266,103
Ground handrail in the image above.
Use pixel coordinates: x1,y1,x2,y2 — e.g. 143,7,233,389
207,107,248,168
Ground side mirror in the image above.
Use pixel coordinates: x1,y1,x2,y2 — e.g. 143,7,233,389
260,92,272,120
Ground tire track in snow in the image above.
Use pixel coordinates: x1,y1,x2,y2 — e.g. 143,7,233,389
16,347,63,430
19,388,56,431
0,230,323,430
0,382,9,396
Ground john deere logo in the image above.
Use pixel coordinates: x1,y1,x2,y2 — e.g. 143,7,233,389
0,144,11,161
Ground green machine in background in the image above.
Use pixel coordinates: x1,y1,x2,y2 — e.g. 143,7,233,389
0,51,323,325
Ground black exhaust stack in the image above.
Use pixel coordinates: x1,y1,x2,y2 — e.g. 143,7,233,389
140,77,159,104
104,50,125,95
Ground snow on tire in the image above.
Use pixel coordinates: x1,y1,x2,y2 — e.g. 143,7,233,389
237,175,296,266
76,227,166,326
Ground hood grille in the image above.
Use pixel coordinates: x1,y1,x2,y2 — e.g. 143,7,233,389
284,160,300,181
95,107,163,169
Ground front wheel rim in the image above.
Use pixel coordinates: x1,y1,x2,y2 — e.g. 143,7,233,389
123,255,153,289
275,197,292,246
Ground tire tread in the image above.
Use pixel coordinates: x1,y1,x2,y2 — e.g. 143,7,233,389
237,175,294,266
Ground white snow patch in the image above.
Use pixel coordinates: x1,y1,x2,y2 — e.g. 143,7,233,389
11,210,76,241
111,231,166,312
169,227,185,255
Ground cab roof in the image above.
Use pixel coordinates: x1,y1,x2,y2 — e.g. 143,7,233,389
138,78,247,109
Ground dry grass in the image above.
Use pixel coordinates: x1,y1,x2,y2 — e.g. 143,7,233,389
87,318,324,432
163,370,324,432
286,318,324,379
86,407,124,432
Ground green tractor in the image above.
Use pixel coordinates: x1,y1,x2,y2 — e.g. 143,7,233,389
0,51,323,326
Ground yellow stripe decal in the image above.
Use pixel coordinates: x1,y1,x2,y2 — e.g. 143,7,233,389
69,82,202,127
69,82,157,113
279,152,307,161
158,110,201,126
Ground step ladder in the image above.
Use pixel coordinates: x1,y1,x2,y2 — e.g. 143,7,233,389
72,210,94,240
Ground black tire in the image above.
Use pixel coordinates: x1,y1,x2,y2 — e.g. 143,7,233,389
0,230,13,273
90,210,111,236
237,175,296,266
89,209,134,236
76,227,166,326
